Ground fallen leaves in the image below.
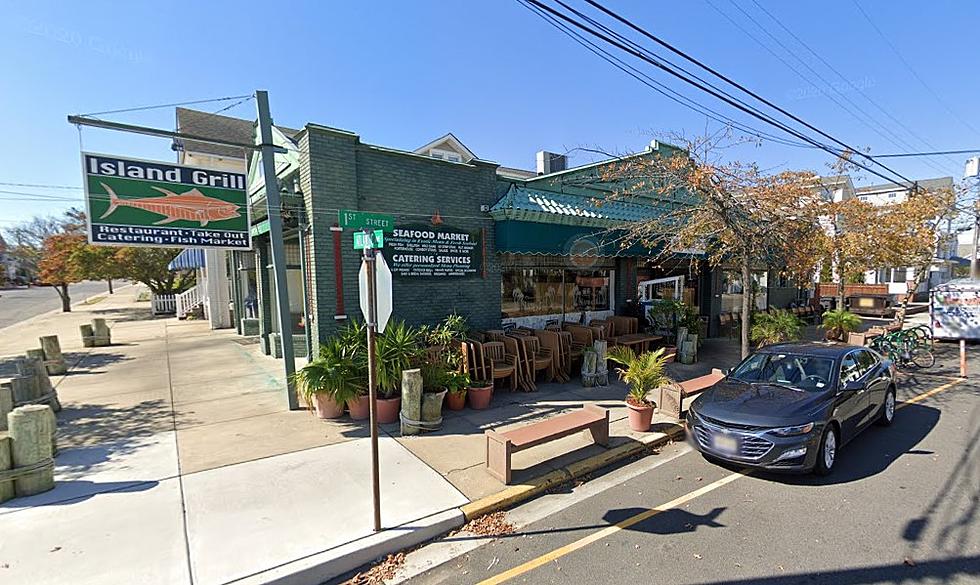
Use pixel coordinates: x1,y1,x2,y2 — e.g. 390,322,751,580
452,512,516,538
344,552,406,585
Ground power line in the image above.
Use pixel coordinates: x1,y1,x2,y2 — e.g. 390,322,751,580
523,0,913,187
876,149,980,159
745,0,962,175
850,0,980,138
0,182,82,190
517,0,816,149
78,94,253,118
575,0,918,187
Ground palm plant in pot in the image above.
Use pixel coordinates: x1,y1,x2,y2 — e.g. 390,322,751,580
292,338,363,420
375,320,421,424
821,309,862,341
608,346,671,432
750,309,803,347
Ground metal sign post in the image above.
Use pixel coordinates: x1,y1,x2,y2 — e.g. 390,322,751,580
362,231,382,532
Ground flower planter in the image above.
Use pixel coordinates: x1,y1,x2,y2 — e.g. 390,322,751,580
377,396,401,424
626,401,654,432
468,384,493,410
446,390,467,411
421,390,447,425
311,394,345,420
347,395,370,421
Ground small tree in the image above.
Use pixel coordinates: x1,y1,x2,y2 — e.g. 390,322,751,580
599,132,826,357
37,233,87,312
114,247,195,295
3,208,85,278
70,245,126,294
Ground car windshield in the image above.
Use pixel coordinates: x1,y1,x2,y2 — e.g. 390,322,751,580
729,352,835,392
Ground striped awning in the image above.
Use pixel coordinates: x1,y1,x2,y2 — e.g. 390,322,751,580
168,248,206,271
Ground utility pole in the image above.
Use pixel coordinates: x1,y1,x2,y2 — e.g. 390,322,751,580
256,90,298,409
972,199,980,279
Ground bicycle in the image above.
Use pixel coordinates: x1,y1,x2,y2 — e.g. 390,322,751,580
870,331,935,369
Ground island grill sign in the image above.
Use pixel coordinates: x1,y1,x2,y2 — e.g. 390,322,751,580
383,224,482,278
81,152,251,250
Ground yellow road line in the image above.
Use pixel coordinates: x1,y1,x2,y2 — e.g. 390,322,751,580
477,471,747,585
479,378,965,585
897,378,964,410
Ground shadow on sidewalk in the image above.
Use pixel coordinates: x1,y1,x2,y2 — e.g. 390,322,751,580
63,351,132,374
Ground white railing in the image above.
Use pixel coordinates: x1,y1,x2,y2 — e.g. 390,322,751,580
176,285,203,319
151,294,176,315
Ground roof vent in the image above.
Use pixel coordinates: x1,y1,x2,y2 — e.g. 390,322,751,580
536,151,567,175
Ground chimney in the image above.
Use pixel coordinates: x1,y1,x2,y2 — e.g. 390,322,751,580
536,150,567,175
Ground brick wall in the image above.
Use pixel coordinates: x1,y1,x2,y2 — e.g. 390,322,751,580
301,125,502,345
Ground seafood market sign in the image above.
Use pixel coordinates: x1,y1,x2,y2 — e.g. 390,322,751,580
382,224,482,278
82,152,250,250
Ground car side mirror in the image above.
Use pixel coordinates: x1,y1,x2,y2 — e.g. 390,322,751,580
843,380,865,393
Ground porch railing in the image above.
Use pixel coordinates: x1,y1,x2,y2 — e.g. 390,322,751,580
176,285,203,319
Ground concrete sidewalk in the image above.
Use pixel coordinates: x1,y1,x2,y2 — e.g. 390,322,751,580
0,288,739,584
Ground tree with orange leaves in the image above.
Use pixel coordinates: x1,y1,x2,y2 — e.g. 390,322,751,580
37,232,88,312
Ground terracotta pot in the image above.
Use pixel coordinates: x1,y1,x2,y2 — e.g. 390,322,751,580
377,396,401,424
468,384,493,410
347,395,370,420
312,393,345,419
662,346,677,363
626,401,654,432
446,390,467,411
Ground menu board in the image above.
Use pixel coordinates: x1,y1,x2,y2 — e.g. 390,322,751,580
383,223,482,278
931,282,980,339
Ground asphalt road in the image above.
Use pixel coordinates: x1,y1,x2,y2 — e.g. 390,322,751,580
0,281,113,329
405,346,980,585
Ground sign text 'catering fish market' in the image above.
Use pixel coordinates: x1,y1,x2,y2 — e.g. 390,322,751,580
82,153,250,250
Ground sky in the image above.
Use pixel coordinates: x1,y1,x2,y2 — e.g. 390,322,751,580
2,0,979,229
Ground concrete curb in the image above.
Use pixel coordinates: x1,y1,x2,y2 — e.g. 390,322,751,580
232,509,465,585
459,423,686,521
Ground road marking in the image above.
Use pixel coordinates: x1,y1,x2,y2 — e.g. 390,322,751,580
477,471,748,585
897,378,964,410
477,377,962,585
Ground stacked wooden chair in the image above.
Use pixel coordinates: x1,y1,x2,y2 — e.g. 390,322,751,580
463,339,519,392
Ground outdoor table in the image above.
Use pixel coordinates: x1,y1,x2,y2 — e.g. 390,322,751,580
613,333,663,354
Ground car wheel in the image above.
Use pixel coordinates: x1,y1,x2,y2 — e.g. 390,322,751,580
813,426,838,476
876,387,896,427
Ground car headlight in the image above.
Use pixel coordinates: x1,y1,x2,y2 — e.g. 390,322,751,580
768,422,815,437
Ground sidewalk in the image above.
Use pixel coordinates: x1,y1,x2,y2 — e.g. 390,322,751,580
0,289,741,585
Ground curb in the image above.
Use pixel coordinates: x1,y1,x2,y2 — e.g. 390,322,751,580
459,422,686,521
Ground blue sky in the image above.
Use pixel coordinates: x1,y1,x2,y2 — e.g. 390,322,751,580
2,0,978,225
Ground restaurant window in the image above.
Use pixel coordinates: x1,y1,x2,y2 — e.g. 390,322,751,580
500,255,613,319
721,269,768,312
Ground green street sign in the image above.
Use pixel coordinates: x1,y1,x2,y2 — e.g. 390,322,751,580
353,230,384,250
339,209,395,232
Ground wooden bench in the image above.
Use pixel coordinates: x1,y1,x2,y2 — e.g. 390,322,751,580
661,369,726,418
485,405,609,484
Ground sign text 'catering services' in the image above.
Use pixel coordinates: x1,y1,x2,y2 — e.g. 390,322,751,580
82,153,250,250
383,224,482,277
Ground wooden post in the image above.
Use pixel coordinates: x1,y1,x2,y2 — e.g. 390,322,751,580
0,435,13,503
22,351,60,412
1,376,33,405
39,335,67,375
0,384,12,432
960,339,967,378
8,405,55,497
92,318,111,346
400,368,423,436
80,324,95,347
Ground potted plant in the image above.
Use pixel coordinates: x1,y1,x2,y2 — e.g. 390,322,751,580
419,361,449,426
608,346,671,432
750,309,803,347
444,370,471,411
375,320,421,424
821,309,862,341
467,379,494,410
292,338,363,420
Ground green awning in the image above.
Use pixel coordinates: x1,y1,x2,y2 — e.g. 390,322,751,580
494,220,653,257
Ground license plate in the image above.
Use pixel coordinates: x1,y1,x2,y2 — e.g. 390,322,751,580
712,434,738,454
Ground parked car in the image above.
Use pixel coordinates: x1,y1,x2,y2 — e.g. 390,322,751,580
687,343,896,475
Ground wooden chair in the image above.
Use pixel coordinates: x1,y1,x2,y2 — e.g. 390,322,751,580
518,335,554,387
563,323,595,349
534,329,566,383
482,341,518,391
462,339,490,381
558,330,583,376
501,334,535,392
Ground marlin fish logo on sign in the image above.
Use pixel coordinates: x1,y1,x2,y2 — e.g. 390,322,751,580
82,152,250,250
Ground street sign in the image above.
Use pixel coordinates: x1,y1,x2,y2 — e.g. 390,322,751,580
353,229,384,250
81,152,250,250
359,252,393,333
339,209,396,232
